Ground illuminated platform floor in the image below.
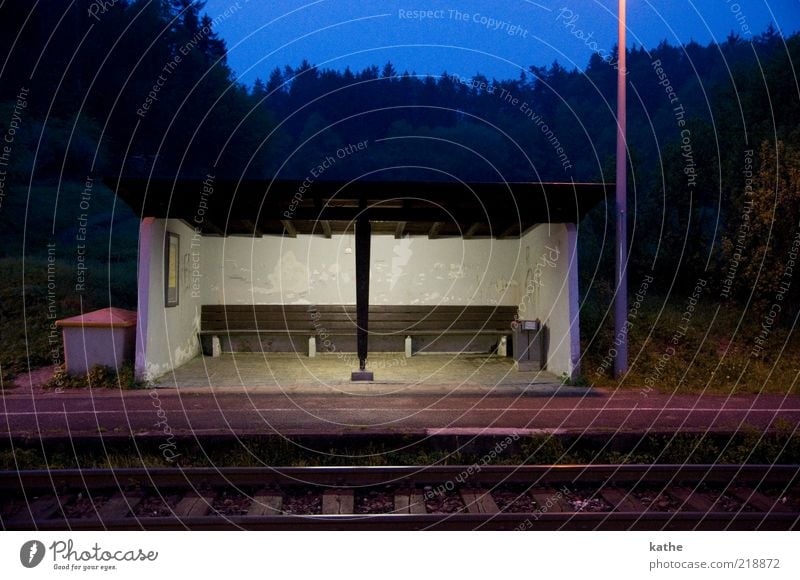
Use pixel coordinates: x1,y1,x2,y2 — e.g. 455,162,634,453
3,364,799,437
151,353,569,394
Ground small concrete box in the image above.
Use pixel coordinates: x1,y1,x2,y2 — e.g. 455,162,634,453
56,308,137,375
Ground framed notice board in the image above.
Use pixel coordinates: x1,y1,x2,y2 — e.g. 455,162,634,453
165,232,179,307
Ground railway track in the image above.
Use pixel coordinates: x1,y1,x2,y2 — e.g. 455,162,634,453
1,464,798,530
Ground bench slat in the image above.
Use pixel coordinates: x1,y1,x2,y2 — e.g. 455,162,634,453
202,312,514,322
200,322,513,331
199,305,518,350
204,305,515,313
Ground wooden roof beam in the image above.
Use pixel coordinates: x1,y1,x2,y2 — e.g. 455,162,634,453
281,220,297,238
498,223,520,239
241,220,263,237
520,223,541,237
464,222,482,239
200,219,225,236
321,220,332,238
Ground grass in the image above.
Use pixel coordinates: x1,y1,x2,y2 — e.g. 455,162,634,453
0,180,138,377
1,365,16,390
2,428,799,469
43,363,142,390
581,293,800,395
0,256,137,376
2,184,798,396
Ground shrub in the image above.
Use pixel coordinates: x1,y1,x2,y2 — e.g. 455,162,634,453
43,363,141,390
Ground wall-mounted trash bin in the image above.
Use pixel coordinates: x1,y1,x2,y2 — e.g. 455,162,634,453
55,308,137,375
513,319,545,371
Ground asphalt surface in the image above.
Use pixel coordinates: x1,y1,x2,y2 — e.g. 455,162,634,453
2,383,799,438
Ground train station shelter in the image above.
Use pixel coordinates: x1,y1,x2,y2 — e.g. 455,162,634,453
113,177,608,385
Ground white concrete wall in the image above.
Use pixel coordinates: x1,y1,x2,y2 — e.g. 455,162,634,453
135,218,202,381
513,223,580,378
200,235,524,306
136,224,580,379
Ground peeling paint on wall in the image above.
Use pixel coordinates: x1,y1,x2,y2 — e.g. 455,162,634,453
390,238,412,289
448,263,465,279
265,250,309,300
202,235,524,307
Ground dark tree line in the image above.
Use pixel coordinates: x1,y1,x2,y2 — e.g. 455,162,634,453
0,0,273,179
1,0,799,306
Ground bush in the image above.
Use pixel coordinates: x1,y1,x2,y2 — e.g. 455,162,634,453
0,365,15,390
44,363,141,390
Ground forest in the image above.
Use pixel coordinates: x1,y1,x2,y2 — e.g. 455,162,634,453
1,0,799,389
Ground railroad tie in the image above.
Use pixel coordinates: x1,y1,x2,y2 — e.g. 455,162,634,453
7,495,71,526
529,488,573,512
459,490,500,514
600,488,647,512
727,487,792,513
174,491,216,517
322,490,354,515
247,490,284,516
394,490,427,514
96,492,144,520
668,487,716,512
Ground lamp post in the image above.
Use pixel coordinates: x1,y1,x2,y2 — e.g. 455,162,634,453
614,0,628,378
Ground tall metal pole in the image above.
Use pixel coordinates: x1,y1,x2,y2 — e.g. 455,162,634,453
614,0,628,378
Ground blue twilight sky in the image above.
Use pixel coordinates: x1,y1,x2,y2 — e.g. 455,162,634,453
204,0,800,85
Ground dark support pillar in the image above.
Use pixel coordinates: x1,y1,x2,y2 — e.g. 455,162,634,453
351,217,373,381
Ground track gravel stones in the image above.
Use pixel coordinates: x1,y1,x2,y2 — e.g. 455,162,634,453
492,488,539,513
283,490,322,515
355,489,394,514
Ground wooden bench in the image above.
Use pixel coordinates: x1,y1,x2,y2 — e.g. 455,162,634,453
199,304,516,358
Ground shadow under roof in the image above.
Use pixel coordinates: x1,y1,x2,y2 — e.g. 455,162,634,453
112,178,610,238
